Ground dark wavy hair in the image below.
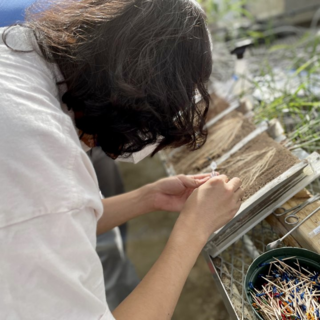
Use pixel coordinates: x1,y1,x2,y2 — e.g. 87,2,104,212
16,0,213,156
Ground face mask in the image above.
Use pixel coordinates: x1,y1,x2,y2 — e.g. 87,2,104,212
115,142,159,164
78,129,96,153
79,128,160,164
80,140,93,153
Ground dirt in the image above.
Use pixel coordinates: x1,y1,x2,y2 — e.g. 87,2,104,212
218,132,300,200
170,111,256,175
163,93,231,158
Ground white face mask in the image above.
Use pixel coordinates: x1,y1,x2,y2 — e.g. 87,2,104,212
79,129,160,164
115,142,159,164
80,140,93,153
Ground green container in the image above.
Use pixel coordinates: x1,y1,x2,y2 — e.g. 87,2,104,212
244,247,320,320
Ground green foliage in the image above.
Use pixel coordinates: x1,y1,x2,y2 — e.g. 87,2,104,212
198,0,254,27
197,1,320,152
253,46,320,151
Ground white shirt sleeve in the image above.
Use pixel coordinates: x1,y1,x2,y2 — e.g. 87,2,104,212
0,207,115,320
0,26,115,320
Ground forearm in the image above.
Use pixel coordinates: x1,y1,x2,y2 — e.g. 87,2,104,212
112,174,243,319
97,184,154,235
113,216,208,320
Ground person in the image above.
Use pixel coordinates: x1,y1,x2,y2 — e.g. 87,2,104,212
0,0,244,319
90,147,140,310
0,0,138,310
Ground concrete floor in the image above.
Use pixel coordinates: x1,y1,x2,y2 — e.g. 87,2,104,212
118,155,231,320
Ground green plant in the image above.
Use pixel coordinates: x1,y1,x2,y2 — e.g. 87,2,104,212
250,32,320,151
198,1,320,152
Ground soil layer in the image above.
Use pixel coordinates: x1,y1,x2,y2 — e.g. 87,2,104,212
218,132,299,200
170,111,256,175
163,93,231,158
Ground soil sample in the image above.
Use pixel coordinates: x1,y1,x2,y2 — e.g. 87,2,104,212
170,111,256,175
162,93,230,158
218,132,300,201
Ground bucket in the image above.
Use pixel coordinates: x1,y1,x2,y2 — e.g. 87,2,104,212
244,247,320,320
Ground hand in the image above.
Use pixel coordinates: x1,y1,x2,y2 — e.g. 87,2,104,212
178,175,243,241
150,174,211,212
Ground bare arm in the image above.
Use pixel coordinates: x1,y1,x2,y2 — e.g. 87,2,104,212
113,175,243,320
97,185,153,235
97,174,212,235
113,217,205,320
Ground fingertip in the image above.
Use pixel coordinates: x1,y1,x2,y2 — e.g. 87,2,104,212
200,176,211,184
189,173,212,179
218,174,229,183
228,177,242,190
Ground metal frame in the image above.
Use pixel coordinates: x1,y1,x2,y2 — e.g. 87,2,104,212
203,221,286,320
205,152,320,257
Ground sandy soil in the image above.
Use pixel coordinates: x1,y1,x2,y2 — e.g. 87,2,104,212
171,111,256,175
219,132,299,200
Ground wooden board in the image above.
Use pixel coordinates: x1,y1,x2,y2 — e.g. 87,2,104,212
265,189,320,254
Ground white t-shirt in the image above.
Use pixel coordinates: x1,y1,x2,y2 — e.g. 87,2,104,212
0,26,115,320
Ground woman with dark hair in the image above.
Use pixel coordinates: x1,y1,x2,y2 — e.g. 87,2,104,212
0,0,243,319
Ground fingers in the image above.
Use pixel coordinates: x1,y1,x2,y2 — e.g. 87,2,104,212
227,177,242,192
211,171,220,177
227,177,243,202
235,186,244,203
178,175,242,197
209,175,243,203
178,175,209,189
215,174,228,183
188,173,211,180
